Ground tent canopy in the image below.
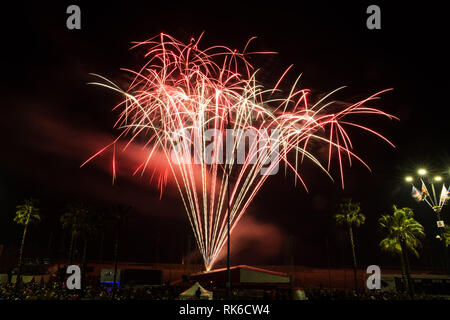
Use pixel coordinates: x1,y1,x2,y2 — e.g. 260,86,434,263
179,282,213,300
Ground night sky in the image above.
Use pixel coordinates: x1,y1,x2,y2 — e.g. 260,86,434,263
0,2,449,270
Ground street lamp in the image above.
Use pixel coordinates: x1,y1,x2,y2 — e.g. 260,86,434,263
405,168,449,273
418,168,427,176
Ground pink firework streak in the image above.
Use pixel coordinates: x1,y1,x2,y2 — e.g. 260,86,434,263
83,33,397,270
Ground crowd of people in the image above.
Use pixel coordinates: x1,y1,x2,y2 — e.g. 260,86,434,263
0,282,179,300
0,281,447,300
302,288,442,300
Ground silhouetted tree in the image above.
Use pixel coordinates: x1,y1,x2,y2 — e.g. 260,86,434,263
111,204,131,298
60,203,99,291
379,205,425,298
334,198,365,292
14,198,41,290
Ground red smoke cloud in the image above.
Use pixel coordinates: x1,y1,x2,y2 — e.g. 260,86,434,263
24,108,217,198
213,213,284,266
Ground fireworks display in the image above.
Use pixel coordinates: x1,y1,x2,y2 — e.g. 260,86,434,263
84,33,396,270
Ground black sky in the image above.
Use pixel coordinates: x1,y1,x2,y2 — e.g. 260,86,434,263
0,1,449,269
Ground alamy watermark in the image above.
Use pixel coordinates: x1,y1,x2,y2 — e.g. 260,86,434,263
366,265,381,290
170,128,280,175
366,5,381,30
66,265,81,289
66,5,81,30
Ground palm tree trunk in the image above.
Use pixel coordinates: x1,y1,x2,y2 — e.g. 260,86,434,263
349,225,358,292
73,235,78,263
15,220,29,290
99,231,104,265
47,231,53,259
112,222,121,298
68,231,76,265
400,239,414,298
81,237,88,293
398,252,408,293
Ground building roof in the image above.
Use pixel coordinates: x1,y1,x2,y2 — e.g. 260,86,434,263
189,265,290,286
191,265,289,278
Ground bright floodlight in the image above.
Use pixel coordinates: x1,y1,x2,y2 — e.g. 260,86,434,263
418,168,427,176
405,176,413,182
434,176,442,182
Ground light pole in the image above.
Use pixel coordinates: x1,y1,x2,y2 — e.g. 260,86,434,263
226,106,231,299
405,168,449,273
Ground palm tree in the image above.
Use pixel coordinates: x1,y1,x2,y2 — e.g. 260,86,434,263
61,203,99,291
61,203,88,265
110,204,131,297
436,225,449,272
96,210,108,266
14,198,41,289
334,198,365,292
379,205,425,298
80,211,99,291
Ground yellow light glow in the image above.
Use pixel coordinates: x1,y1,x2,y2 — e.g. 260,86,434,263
405,176,413,182
418,168,427,176
434,176,442,182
